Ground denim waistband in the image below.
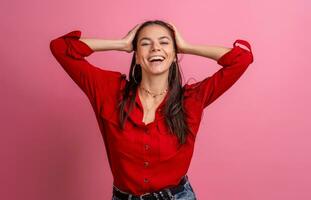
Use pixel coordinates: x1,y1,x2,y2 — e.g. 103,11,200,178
113,175,189,196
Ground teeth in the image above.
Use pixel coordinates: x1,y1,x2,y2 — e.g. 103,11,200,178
148,56,165,62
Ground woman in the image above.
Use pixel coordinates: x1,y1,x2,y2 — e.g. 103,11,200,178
50,20,253,200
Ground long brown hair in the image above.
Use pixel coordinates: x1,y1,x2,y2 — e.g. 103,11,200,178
117,20,190,145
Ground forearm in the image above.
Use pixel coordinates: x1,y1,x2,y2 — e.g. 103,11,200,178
79,38,126,52
182,43,232,61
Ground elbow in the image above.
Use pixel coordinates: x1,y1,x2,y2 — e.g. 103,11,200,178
49,39,58,54
246,51,254,65
239,47,254,66
49,38,65,56
234,39,254,65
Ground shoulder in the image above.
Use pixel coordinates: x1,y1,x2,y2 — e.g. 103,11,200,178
90,68,128,97
182,77,208,97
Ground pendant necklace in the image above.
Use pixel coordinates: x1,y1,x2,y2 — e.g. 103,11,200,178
139,85,168,98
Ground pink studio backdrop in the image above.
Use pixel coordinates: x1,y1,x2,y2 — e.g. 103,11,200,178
1,0,310,200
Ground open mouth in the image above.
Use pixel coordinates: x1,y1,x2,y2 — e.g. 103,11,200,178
148,55,165,65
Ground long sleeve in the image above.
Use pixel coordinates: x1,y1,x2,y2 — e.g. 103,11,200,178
184,39,254,109
49,30,123,113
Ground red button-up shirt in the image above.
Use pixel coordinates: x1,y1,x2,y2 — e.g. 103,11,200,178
49,30,253,196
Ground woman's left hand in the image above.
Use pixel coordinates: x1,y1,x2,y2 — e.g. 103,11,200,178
168,22,189,54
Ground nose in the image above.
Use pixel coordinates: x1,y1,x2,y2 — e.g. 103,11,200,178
151,42,161,51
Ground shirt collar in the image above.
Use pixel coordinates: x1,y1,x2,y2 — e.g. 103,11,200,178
135,86,169,111
122,86,169,128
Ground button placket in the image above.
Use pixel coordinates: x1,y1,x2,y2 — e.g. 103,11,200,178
142,127,151,185
144,161,149,167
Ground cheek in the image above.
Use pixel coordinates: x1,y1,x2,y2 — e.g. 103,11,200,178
166,51,176,60
137,50,148,58
165,46,176,56
136,52,147,63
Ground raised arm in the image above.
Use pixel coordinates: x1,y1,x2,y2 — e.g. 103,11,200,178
167,23,254,109
49,30,125,101
79,23,141,52
168,22,243,61
184,39,254,109
49,25,142,114
78,37,126,52
49,25,141,86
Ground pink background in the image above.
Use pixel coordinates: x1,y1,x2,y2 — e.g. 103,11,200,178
1,0,310,199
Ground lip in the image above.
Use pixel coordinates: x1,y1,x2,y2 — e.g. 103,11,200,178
148,55,166,62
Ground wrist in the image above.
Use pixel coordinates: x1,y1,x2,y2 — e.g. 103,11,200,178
114,39,127,51
179,42,192,54
120,39,133,52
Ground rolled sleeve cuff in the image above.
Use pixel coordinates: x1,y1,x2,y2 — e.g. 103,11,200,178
217,39,253,67
61,30,94,59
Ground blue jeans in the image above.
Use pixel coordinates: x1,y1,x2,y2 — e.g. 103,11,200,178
112,176,197,200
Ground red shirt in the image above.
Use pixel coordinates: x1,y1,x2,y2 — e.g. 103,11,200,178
49,30,254,196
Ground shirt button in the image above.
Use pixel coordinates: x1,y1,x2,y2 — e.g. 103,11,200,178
144,144,150,150
144,161,149,167
144,178,149,183
144,128,149,134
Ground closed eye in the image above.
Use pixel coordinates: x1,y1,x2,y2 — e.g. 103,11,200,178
141,42,169,46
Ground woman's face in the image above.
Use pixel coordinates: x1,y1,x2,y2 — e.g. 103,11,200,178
135,24,176,76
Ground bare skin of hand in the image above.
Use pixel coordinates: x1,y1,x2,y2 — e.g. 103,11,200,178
168,22,233,60
121,24,142,53
167,22,190,54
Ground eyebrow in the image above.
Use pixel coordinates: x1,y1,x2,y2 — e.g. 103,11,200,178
139,36,171,42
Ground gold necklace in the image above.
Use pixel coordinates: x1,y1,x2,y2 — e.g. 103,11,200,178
139,85,168,98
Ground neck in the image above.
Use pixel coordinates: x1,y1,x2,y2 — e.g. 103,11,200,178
140,74,169,94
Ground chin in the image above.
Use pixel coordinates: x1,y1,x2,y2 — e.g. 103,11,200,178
147,66,170,75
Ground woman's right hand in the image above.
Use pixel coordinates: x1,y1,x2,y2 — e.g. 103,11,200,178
121,24,141,53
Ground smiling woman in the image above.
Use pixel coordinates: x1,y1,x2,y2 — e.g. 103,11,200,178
136,25,175,76
50,19,253,199
133,25,179,130
120,21,189,146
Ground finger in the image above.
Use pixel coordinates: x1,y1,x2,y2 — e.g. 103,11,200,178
129,24,140,33
168,22,176,30
133,23,141,30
